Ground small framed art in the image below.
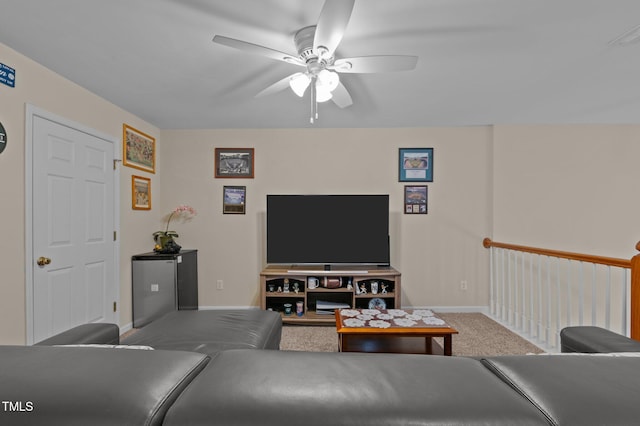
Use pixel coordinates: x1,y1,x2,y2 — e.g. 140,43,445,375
223,185,246,214
399,147,433,182
132,175,151,210
404,185,428,214
123,124,156,173
215,148,254,178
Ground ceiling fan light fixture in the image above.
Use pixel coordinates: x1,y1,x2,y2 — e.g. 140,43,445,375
315,85,333,102
213,0,419,123
314,69,339,103
289,72,311,97
317,69,339,92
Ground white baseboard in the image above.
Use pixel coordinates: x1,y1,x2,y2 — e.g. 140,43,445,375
198,305,259,310
119,322,133,334
403,305,490,314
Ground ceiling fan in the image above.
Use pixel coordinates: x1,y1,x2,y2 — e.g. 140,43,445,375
213,0,418,123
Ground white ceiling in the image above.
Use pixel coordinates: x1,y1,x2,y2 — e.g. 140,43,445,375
2,0,640,129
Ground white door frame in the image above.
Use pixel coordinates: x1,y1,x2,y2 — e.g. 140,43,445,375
24,104,120,345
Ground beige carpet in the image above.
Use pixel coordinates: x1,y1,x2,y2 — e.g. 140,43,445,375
280,312,544,356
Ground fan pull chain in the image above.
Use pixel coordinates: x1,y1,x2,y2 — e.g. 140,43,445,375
309,76,320,124
310,77,316,124
310,81,314,124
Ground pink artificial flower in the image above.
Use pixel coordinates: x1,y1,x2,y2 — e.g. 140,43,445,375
172,204,197,217
164,205,197,232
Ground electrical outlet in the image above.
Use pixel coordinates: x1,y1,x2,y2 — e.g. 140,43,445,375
216,280,224,290
151,284,159,292
460,280,468,291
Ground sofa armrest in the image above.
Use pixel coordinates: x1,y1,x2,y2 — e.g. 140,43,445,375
35,323,120,346
560,326,640,353
0,345,210,426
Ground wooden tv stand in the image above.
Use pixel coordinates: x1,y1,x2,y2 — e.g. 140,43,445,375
259,265,401,324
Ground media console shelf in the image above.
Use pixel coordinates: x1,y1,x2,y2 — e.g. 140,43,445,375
260,265,401,324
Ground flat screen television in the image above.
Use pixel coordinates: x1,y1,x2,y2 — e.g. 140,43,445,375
266,194,390,267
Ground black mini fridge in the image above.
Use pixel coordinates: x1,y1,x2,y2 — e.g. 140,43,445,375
131,249,198,328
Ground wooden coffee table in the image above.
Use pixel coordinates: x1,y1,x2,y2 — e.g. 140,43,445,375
335,308,458,356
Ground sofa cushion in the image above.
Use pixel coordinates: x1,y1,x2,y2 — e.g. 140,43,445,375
121,309,282,356
482,355,640,426
0,345,209,426
164,349,550,426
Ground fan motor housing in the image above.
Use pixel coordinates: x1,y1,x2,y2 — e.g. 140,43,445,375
294,26,319,62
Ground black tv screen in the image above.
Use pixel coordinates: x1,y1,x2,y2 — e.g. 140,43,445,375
266,195,390,266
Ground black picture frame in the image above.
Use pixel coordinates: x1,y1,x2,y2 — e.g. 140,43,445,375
404,185,428,214
223,185,246,214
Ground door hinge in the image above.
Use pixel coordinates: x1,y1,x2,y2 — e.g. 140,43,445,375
113,231,117,241
113,302,117,312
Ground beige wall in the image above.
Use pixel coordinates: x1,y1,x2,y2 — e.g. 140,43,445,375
0,42,161,344
160,128,493,310
492,125,640,260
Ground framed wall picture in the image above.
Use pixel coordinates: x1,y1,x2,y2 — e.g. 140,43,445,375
0,121,7,155
399,147,433,182
215,148,254,178
223,186,246,214
404,185,428,214
132,175,151,210
123,124,156,173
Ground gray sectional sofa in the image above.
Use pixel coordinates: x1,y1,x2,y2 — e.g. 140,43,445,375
2,310,640,425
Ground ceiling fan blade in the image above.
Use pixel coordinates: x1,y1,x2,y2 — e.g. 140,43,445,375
331,82,353,108
213,35,305,67
331,55,418,73
313,0,355,56
255,74,297,98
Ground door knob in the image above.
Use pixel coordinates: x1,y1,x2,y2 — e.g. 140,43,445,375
37,257,51,266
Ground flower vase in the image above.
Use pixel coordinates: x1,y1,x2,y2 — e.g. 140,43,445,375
155,235,182,254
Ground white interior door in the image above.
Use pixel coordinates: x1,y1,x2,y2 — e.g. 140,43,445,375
29,111,118,343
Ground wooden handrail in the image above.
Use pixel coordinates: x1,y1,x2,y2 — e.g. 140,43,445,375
483,238,640,340
482,238,630,268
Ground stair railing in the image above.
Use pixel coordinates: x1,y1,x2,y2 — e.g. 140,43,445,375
483,238,640,350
